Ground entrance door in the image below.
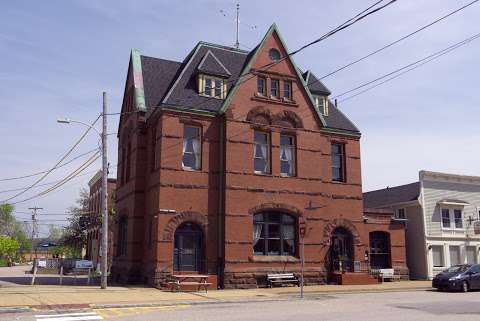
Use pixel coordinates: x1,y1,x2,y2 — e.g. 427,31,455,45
369,231,391,269
330,228,353,272
173,222,203,272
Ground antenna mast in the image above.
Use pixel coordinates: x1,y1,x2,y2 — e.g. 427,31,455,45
235,3,240,49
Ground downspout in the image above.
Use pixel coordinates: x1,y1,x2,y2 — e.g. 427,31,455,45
217,115,226,288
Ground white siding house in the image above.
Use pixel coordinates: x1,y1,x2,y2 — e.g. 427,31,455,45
364,171,480,280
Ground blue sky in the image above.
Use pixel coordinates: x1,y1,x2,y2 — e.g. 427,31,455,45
1,0,479,234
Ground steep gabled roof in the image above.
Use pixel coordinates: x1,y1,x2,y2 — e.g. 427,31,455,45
197,50,232,77
303,70,331,95
363,182,420,208
324,100,360,133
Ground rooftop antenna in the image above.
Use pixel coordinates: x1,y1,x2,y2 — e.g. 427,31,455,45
235,3,240,49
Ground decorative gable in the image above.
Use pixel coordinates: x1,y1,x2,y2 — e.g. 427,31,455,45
197,50,232,77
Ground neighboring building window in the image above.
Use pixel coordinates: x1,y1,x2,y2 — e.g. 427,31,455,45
257,77,266,95
198,74,226,99
449,245,461,266
253,131,270,174
467,246,478,264
253,212,296,256
283,81,292,100
331,143,346,182
269,48,281,62
117,217,128,256
396,208,406,220
454,209,463,229
441,209,451,228
182,126,201,170
280,135,295,177
441,208,463,229
431,245,444,267
314,95,329,116
270,79,279,98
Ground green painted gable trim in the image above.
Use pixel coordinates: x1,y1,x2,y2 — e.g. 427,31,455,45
131,49,147,112
320,127,361,138
219,23,327,127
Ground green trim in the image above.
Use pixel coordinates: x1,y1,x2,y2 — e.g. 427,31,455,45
131,49,146,112
162,105,217,117
320,127,361,138
219,23,327,127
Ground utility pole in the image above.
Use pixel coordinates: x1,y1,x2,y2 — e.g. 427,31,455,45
235,3,240,49
100,92,109,289
28,206,42,261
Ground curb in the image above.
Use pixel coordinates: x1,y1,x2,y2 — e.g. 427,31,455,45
0,307,32,315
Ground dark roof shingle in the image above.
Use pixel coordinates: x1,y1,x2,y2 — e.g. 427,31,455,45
363,182,420,208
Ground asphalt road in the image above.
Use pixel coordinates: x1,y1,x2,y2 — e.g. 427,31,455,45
3,289,480,321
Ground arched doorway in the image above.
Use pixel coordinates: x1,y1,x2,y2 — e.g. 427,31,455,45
369,231,391,269
173,222,203,272
330,227,354,272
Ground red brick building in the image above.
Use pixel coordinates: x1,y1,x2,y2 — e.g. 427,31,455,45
86,170,116,271
113,24,407,288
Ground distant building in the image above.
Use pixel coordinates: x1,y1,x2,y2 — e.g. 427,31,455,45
364,171,480,280
113,24,407,288
86,170,116,271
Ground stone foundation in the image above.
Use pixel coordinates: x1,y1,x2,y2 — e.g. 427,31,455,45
223,270,327,289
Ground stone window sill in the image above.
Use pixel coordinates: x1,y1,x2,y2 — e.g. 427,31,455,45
250,255,299,263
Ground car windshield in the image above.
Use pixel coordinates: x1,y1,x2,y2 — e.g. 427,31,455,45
444,265,470,273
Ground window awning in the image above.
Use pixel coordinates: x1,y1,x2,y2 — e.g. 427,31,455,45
437,198,470,206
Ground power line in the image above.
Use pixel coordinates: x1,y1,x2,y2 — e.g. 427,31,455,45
1,114,101,203
319,0,480,80
0,148,98,182
332,31,480,100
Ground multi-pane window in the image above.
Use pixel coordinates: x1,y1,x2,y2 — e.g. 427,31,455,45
257,77,266,95
253,131,270,174
182,126,201,170
198,74,226,99
432,245,444,267
271,79,279,98
441,208,463,229
396,208,406,220
331,143,346,182
283,81,292,100
280,135,295,176
314,95,329,116
253,213,296,256
454,209,463,229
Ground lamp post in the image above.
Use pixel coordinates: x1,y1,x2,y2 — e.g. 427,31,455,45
57,92,108,289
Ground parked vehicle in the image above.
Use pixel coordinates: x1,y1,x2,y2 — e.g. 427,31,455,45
432,264,480,292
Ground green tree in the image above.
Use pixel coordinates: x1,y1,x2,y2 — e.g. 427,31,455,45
0,204,16,237
0,204,32,262
0,236,20,263
61,187,89,253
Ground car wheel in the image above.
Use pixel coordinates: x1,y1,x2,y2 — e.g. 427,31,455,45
461,281,469,293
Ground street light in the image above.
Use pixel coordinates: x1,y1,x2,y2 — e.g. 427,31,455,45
57,92,109,289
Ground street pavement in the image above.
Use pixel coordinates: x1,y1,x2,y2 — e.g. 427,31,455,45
2,290,480,321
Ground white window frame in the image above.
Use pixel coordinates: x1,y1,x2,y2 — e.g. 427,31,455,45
441,207,464,231
182,125,201,171
198,74,226,99
396,208,406,220
466,246,478,264
313,95,329,116
449,245,461,266
279,134,295,177
270,79,279,98
253,130,270,175
431,245,445,268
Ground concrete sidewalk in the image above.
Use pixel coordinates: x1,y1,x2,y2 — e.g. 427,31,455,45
0,281,432,310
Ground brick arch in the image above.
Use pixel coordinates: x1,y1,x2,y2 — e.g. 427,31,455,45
248,202,303,218
272,110,304,128
323,218,363,246
246,106,272,125
162,211,208,241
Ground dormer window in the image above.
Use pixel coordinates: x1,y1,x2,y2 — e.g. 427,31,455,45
314,95,329,116
198,74,226,99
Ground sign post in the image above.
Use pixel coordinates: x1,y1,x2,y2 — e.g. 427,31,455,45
299,223,306,299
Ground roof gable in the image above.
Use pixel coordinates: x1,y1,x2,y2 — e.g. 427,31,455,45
363,182,420,208
304,71,331,95
219,23,327,127
197,50,232,77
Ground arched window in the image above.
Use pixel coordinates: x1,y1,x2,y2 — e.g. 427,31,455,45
253,212,296,256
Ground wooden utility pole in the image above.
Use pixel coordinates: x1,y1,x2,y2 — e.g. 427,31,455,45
100,92,109,289
28,206,42,261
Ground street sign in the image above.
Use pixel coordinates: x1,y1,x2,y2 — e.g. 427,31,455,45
75,260,93,269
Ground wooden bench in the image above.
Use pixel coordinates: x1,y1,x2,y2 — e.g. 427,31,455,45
168,275,212,293
266,273,300,288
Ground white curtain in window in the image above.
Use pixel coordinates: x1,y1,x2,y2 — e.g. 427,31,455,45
260,143,267,170
285,147,293,174
283,224,295,247
192,136,200,168
182,138,188,154
253,224,262,246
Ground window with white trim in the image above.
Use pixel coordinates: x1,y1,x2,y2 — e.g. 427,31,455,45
441,208,464,230
431,245,444,267
253,131,270,174
466,246,477,264
313,95,329,116
182,126,201,170
283,81,292,100
396,208,406,220
449,245,461,266
280,135,295,177
198,74,226,99
270,79,279,98
257,77,266,96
